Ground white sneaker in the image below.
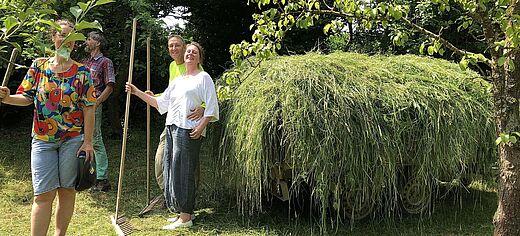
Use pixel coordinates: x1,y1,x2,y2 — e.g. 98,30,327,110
167,214,195,222
162,219,193,230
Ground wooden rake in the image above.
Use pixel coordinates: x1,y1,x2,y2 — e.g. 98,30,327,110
0,48,19,107
137,37,165,218
111,18,137,236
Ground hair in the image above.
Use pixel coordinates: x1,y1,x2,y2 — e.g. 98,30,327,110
187,42,204,65
50,19,75,37
87,31,107,52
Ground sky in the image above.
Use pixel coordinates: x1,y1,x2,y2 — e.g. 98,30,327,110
160,7,188,29
161,15,186,29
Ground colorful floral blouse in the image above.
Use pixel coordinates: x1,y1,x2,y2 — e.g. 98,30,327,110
16,58,96,142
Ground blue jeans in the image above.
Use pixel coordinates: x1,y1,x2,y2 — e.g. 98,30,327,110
31,135,83,195
163,124,202,214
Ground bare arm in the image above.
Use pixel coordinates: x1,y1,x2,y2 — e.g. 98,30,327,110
78,105,95,161
125,82,158,108
0,87,32,106
95,83,113,106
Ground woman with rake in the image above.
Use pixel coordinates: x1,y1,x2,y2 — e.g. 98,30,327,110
126,42,219,230
0,19,95,236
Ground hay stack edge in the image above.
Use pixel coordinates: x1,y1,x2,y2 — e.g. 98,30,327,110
218,52,495,221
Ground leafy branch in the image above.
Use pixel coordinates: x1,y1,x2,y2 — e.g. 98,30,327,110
0,0,114,62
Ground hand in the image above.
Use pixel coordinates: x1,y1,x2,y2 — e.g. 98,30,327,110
125,82,141,95
77,142,95,162
189,126,204,139
145,90,154,96
0,86,10,100
187,106,204,120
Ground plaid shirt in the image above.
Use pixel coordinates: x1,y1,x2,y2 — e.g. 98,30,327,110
82,53,115,97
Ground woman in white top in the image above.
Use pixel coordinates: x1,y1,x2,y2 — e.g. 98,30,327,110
125,42,219,230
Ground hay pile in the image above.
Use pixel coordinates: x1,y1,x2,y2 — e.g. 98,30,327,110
219,52,495,222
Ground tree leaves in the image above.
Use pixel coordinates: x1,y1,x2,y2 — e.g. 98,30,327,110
39,19,61,31
75,20,103,31
496,132,520,145
78,2,90,11
3,16,18,33
459,58,468,70
56,46,71,60
1,0,113,63
62,33,86,45
94,0,115,7
498,57,506,66
70,6,83,19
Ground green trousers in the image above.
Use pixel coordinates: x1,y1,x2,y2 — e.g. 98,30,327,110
94,104,109,180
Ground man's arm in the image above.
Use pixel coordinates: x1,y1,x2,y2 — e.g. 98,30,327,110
95,83,113,106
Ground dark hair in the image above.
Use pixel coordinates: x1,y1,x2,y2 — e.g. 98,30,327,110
187,42,204,65
87,31,107,52
50,19,75,38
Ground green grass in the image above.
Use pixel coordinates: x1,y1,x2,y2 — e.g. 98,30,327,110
0,121,497,235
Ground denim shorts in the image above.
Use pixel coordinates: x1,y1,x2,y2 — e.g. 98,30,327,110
31,135,83,195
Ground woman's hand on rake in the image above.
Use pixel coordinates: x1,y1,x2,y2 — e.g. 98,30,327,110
0,86,9,99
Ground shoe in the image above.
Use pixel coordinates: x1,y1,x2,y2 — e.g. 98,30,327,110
167,214,195,222
162,219,193,230
90,179,111,192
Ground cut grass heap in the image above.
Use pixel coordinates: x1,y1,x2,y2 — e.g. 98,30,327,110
219,52,495,224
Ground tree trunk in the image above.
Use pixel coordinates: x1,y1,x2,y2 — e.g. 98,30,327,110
493,51,520,235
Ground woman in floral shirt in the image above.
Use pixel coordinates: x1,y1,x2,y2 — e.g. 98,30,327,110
0,19,95,235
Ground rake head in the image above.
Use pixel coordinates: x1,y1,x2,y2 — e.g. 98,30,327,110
111,215,134,235
138,194,164,218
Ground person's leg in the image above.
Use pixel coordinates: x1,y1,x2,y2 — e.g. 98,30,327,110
54,188,76,236
93,104,110,191
55,135,82,235
163,126,175,209
162,129,200,230
31,190,57,236
172,128,201,220
30,139,60,236
178,129,202,219
155,127,167,190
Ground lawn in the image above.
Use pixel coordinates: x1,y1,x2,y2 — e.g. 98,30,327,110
0,121,497,235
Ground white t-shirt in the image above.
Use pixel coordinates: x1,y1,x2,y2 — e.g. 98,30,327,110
155,71,219,135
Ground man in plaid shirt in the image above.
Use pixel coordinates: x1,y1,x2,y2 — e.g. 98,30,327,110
82,31,115,192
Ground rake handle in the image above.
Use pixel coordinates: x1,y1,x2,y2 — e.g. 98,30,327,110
146,37,151,204
115,18,137,220
0,48,19,107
